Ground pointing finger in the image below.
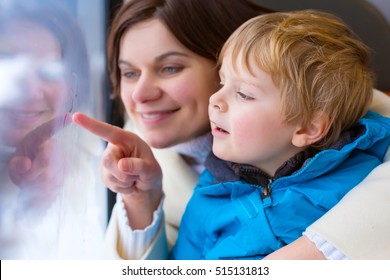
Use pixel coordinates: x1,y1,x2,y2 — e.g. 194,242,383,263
72,112,134,145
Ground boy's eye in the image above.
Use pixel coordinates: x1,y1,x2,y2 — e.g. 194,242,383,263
237,91,254,100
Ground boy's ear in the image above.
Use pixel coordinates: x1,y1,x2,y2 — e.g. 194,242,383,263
292,111,330,147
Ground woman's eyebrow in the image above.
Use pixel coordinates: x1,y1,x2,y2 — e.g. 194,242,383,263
118,51,189,67
155,51,189,62
118,59,132,67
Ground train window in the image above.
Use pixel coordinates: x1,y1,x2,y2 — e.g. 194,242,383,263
0,0,108,259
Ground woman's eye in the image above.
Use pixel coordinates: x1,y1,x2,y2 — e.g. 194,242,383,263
161,66,183,75
123,71,138,79
237,91,254,100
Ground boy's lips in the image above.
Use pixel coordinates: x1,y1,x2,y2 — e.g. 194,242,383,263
214,127,229,133
210,120,229,134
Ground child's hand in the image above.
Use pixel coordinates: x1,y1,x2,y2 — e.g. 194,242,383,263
72,112,163,229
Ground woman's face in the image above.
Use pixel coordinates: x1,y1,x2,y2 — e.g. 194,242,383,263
118,19,220,148
0,20,68,147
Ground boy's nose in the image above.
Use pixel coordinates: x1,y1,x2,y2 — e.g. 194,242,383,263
209,91,227,112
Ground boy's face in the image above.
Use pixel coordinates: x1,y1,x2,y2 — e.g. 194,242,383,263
209,54,304,176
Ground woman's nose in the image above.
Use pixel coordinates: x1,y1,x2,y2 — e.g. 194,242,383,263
131,74,162,103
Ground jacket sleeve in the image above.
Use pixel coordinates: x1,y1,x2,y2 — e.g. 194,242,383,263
306,90,390,259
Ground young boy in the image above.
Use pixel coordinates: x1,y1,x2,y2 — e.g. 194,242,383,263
170,10,390,259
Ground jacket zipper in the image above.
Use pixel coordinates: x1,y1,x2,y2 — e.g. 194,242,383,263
261,177,273,199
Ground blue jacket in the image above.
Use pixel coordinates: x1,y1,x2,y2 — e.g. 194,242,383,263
171,111,390,259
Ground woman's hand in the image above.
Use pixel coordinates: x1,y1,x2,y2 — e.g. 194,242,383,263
72,112,163,229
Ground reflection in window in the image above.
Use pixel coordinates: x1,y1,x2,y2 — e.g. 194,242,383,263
0,0,106,259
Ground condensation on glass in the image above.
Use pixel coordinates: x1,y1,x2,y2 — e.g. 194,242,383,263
0,0,107,259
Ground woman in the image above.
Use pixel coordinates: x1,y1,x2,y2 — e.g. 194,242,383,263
0,0,105,259
74,0,390,259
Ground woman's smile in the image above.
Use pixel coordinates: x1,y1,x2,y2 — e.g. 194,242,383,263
139,108,180,123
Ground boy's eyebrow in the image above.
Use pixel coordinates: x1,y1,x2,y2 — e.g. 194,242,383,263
118,51,189,67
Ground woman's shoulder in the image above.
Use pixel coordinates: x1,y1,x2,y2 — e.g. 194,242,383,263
370,89,390,117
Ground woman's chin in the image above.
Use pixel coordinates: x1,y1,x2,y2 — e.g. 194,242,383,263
143,134,173,149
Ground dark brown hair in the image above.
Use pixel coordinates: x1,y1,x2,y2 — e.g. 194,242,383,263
107,0,272,99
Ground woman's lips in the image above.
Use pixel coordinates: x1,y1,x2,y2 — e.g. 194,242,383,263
139,108,180,123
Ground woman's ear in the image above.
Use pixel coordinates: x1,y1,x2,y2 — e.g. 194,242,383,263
292,111,330,147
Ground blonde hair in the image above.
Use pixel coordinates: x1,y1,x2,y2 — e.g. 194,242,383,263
219,10,374,149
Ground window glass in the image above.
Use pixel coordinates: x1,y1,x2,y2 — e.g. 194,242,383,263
0,0,107,259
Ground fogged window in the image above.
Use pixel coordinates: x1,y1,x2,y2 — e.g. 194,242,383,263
0,0,107,259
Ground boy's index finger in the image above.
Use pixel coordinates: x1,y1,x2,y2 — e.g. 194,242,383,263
72,112,126,145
